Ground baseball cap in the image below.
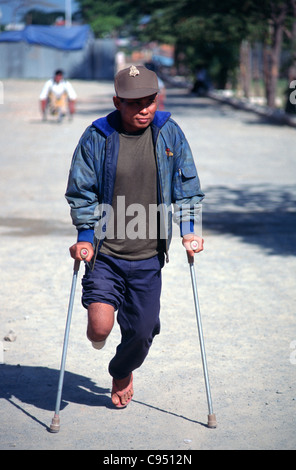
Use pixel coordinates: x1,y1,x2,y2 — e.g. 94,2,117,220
114,65,159,99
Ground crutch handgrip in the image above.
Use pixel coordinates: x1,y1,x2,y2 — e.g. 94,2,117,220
80,248,88,259
190,240,199,251
73,249,89,272
187,241,198,264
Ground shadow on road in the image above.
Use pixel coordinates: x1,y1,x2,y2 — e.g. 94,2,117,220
0,363,204,431
0,363,110,410
0,184,295,256
0,364,110,430
202,184,296,256
0,217,74,237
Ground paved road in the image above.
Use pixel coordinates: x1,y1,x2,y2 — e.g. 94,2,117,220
0,80,295,451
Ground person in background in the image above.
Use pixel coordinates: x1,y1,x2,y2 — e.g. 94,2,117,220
144,62,166,110
39,69,77,121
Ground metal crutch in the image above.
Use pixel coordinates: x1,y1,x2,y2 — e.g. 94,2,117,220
49,249,88,433
188,241,217,428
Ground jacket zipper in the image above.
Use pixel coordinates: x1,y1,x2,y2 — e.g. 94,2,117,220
155,131,169,263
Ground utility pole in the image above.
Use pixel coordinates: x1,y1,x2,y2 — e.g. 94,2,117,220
65,0,72,27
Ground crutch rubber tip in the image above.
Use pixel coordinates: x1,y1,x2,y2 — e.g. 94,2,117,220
207,413,217,428
49,414,60,433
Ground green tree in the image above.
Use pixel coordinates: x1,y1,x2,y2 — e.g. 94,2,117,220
78,0,137,37
76,0,296,106
21,9,65,25
244,1,293,107
134,0,248,88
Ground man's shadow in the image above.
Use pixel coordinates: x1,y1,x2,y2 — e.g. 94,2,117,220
0,364,110,431
0,363,206,431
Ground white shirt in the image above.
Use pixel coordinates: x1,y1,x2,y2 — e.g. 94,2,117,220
39,78,77,101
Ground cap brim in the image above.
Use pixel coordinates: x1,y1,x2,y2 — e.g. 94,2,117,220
117,88,159,99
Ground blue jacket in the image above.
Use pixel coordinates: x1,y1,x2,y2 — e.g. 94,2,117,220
65,110,204,262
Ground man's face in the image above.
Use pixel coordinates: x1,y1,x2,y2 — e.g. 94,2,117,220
54,73,63,83
113,94,158,133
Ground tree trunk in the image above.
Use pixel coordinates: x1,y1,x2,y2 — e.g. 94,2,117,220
252,42,262,97
263,3,287,108
288,0,296,82
240,40,251,98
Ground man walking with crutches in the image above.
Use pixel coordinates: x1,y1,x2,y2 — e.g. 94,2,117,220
65,65,205,410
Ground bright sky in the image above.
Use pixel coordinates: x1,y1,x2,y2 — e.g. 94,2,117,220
0,1,79,24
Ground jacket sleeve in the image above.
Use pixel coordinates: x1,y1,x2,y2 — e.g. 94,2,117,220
65,130,99,243
171,126,205,236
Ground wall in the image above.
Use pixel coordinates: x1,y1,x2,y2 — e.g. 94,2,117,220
0,38,116,79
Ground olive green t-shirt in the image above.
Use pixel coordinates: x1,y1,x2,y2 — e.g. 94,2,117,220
100,126,159,260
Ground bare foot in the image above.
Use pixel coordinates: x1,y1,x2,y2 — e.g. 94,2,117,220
111,373,134,408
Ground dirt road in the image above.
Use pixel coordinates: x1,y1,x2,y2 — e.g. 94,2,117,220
0,79,295,451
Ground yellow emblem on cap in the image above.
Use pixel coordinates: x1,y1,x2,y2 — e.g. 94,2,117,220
129,65,140,77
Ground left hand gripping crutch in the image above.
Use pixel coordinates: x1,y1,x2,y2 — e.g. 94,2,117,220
188,241,217,428
49,249,88,433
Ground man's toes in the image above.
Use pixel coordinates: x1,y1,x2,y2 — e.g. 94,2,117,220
111,392,120,406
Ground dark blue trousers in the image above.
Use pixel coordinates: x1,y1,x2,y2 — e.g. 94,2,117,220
82,252,164,379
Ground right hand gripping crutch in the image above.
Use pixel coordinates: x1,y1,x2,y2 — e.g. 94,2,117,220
188,241,217,428
49,249,88,433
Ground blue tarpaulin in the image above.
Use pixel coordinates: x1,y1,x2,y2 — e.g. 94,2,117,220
0,25,92,50
0,30,24,42
152,54,174,67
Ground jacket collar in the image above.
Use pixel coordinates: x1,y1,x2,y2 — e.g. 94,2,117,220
92,110,171,138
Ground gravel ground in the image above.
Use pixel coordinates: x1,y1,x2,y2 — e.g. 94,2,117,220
0,79,295,451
